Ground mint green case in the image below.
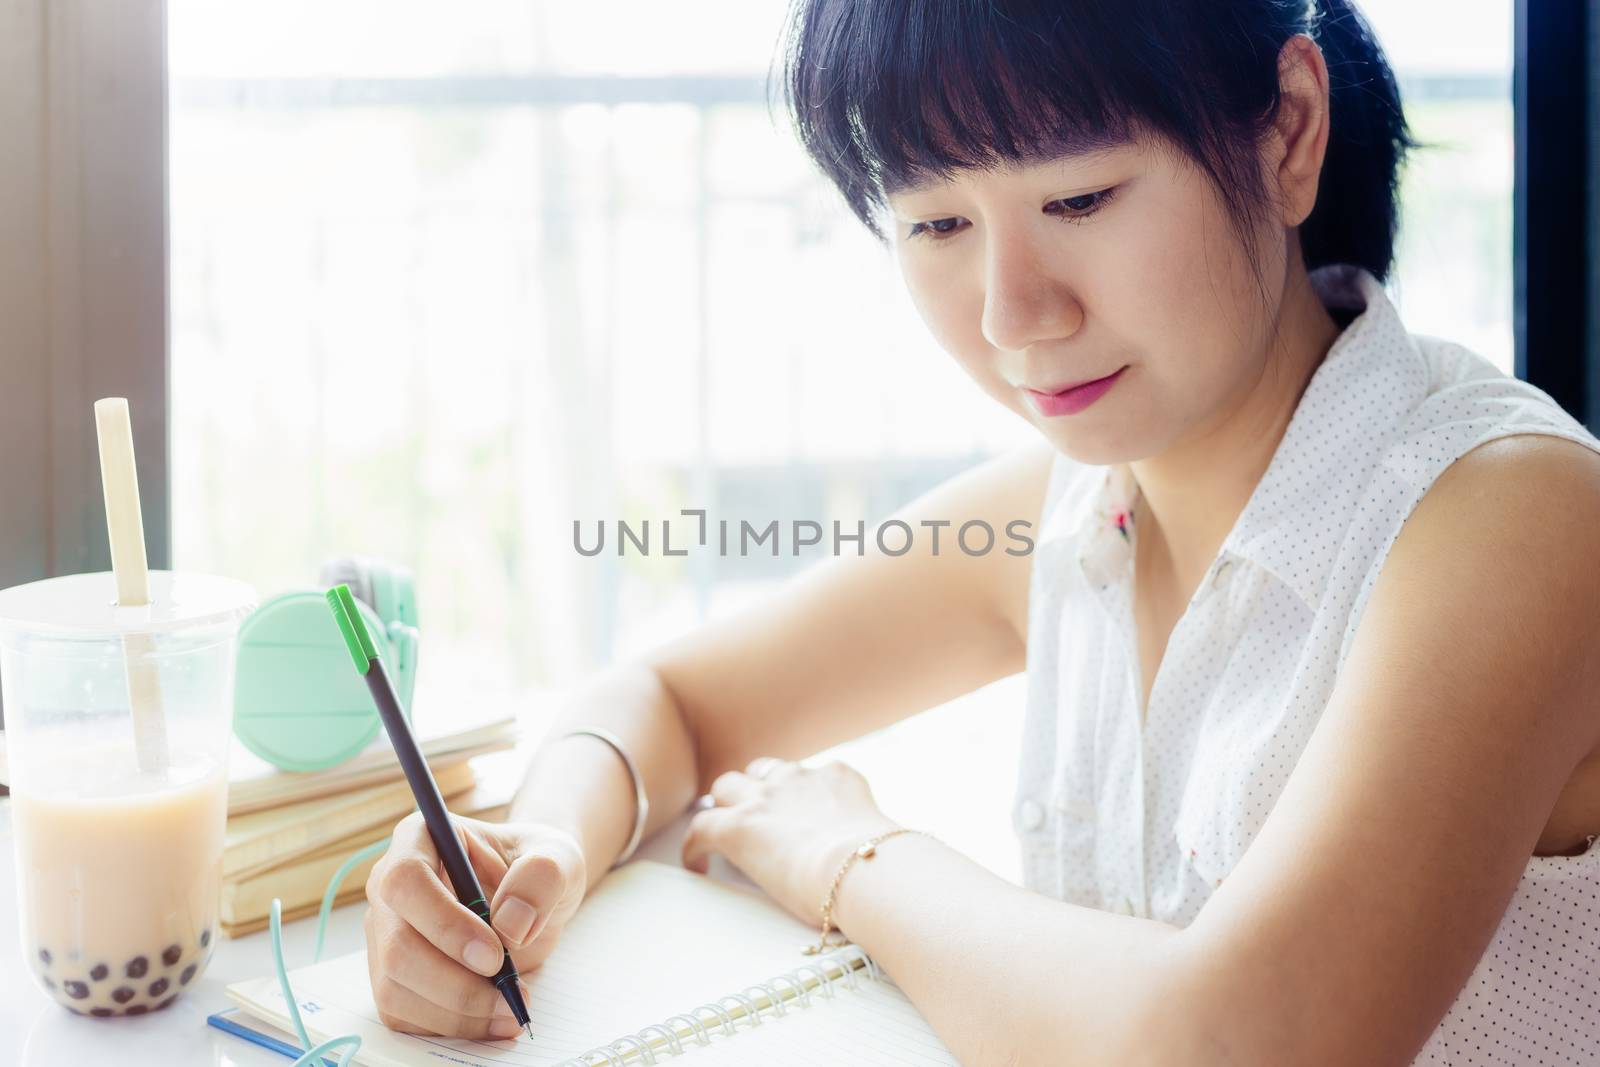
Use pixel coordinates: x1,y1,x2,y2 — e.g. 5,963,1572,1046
232,590,419,772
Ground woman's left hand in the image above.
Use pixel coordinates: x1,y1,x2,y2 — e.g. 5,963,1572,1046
680,757,902,931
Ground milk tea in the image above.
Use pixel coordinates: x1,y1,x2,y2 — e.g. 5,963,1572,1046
13,751,227,1016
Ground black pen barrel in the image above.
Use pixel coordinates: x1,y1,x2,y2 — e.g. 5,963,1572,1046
362,665,482,911
362,663,530,1028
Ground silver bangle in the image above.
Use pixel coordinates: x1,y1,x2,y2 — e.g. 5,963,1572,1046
562,727,649,868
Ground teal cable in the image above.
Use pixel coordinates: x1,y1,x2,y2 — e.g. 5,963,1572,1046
314,837,393,962
265,835,394,1067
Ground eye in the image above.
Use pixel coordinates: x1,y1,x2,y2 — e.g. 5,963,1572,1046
905,216,967,243
904,185,1120,244
1045,186,1119,224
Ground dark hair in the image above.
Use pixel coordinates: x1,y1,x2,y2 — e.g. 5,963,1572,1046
774,0,1420,285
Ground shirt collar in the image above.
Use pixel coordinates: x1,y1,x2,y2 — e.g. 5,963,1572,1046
1037,263,1430,610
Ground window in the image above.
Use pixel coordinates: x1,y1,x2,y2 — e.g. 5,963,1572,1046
168,1,1030,729
1363,0,1516,374
166,1,1517,880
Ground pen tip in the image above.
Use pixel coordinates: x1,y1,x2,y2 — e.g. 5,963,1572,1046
524,1021,535,1041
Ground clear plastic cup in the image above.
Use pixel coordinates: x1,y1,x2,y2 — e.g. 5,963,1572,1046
0,571,255,1018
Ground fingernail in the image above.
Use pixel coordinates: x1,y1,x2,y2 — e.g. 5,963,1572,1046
492,897,537,945
489,1016,521,1039
464,939,501,976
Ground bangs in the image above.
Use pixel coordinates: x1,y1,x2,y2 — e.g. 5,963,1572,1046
778,0,1161,230
776,0,1418,289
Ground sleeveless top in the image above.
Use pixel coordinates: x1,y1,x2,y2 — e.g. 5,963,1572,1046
1014,263,1600,1064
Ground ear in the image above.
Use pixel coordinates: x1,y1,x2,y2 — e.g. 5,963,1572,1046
1268,33,1332,228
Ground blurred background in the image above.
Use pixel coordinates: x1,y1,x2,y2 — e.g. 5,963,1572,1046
168,0,1524,874
4,1,1593,877
163,0,1522,700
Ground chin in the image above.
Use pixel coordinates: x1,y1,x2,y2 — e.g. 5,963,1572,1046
1023,418,1132,467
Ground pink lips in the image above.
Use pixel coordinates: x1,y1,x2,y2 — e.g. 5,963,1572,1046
1026,366,1128,417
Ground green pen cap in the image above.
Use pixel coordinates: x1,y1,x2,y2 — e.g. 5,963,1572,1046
327,583,379,673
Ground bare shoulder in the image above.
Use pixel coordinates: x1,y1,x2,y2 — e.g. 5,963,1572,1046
1414,431,1600,572
1436,429,1600,492
1416,432,1600,849
1156,431,1600,1063
1398,430,1600,679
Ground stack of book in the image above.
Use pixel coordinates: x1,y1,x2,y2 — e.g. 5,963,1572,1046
219,716,525,937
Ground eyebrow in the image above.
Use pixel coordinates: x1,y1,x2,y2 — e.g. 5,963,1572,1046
880,141,1133,199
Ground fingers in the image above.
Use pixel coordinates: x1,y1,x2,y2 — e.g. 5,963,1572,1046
689,760,792,873
364,814,597,1039
369,820,507,979
487,845,571,954
368,906,528,1037
708,769,760,808
461,823,511,901
366,902,528,1043
508,915,567,973
372,971,527,1040
680,804,741,875
744,756,775,780
486,831,588,966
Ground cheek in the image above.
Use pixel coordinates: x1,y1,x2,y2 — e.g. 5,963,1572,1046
1096,171,1278,398
902,255,977,351
900,257,1026,410
1144,167,1281,354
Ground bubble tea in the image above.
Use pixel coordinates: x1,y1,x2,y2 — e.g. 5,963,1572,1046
0,571,254,1017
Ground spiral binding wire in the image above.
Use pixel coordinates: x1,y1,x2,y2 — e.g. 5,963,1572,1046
550,944,882,1066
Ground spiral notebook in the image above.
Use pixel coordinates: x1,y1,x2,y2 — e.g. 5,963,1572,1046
219,858,960,1066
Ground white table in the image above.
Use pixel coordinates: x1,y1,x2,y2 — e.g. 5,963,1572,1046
0,798,744,1067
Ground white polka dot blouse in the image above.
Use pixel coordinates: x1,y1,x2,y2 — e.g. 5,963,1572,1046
1015,263,1600,1064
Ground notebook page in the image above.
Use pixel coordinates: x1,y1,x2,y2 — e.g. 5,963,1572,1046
226,859,956,1066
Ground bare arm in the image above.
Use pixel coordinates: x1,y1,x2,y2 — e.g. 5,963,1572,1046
511,438,1059,885
828,436,1600,1066
363,441,1060,1037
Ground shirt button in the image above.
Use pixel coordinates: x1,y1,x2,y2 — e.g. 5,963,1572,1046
1018,799,1046,831
1115,896,1136,916
1211,558,1234,589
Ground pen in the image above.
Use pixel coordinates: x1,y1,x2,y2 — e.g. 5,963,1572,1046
326,584,534,1040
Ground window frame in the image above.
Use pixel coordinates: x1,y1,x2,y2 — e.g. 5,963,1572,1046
0,0,172,588
1514,0,1597,431
0,0,170,734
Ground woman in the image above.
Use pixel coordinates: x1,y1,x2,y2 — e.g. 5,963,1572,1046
362,1,1600,1063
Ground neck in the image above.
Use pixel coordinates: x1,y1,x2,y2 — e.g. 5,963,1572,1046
1129,255,1345,596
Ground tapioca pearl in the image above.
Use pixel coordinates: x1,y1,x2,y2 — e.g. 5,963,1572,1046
148,978,169,998
38,947,52,966
125,1005,148,1016
125,955,148,979
179,963,197,986
199,928,211,949
89,963,108,982
112,987,135,1004
161,944,181,967
40,976,55,991
90,1008,113,1018
154,995,176,1011
63,981,89,1000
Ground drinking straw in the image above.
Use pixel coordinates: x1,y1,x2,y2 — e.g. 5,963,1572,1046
93,397,169,776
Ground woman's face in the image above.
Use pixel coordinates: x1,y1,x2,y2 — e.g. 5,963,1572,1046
885,134,1289,466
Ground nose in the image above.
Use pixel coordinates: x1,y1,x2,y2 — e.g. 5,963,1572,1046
979,229,1084,353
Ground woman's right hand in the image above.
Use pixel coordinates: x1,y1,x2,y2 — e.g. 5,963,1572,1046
363,812,590,1039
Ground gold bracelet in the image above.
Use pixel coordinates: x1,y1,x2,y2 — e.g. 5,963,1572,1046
801,827,929,956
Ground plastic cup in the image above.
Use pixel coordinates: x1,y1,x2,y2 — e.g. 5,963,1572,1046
0,571,255,1018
